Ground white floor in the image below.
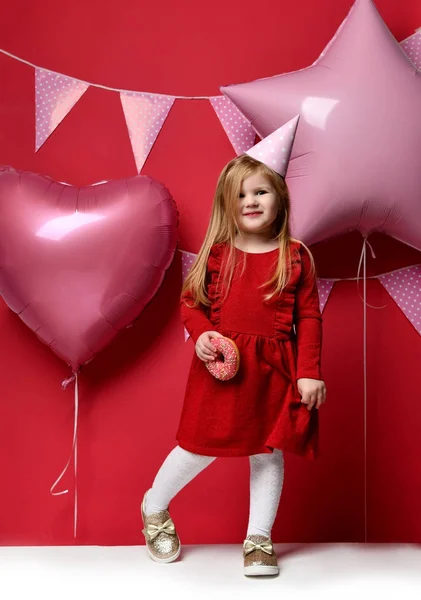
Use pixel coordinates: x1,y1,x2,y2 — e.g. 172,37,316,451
1,543,421,600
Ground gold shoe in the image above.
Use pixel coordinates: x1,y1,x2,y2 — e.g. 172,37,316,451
141,489,181,563
243,534,279,576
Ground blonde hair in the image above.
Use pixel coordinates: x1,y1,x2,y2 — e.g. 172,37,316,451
182,154,315,308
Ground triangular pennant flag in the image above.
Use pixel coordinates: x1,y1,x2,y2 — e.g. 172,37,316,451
35,68,89,151
210,96,256,155
317,279,335,313
120,92,174,173
378,266,421,336
400,30,421,70
181,251,197,342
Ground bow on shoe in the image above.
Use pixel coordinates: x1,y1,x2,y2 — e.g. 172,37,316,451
243,538,273,556
143,518,176,541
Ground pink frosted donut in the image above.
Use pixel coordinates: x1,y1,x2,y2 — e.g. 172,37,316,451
205,336,240,381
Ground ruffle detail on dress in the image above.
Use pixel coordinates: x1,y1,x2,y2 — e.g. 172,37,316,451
273,241,302,337
207,242,225,278
206,243,226,331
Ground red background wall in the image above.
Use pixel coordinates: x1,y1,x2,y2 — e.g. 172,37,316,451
1,0,421,545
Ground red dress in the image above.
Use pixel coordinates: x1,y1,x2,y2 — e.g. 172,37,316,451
176,240,323,459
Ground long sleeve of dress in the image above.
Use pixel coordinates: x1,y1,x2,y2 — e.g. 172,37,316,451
180,287,214,344
293,245,323,381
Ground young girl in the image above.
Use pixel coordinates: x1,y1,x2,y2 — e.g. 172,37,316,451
141,117,327,577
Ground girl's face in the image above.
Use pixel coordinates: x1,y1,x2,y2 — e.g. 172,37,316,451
235,171,279,237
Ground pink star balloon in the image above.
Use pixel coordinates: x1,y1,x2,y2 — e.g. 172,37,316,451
221,0,421,251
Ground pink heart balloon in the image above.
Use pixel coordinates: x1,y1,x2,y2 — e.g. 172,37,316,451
0,166,178,371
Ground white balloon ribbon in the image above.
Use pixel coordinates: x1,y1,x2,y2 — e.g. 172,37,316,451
50,372,79,538
356,236,386,543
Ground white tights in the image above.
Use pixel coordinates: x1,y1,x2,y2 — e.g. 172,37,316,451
145,445,284,538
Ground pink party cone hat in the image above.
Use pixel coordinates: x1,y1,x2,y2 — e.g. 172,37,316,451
245,115,300,177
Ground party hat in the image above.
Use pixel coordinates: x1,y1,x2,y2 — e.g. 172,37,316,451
245,115,300,177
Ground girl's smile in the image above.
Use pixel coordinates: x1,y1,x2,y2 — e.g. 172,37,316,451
244,212,263,218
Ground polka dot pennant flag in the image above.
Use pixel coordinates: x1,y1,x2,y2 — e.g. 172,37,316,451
317,279,335,313
378,266,421,336
181,251,198,342
35,68,89,151
120,92,175,173
210,96,256,155
400,30,421,70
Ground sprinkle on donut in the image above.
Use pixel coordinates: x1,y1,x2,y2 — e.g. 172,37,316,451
205,336,240,381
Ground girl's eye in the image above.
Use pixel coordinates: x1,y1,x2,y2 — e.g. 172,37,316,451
239,191,267,198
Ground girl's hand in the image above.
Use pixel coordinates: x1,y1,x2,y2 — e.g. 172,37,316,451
196,331,224,362
297,378,327,410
